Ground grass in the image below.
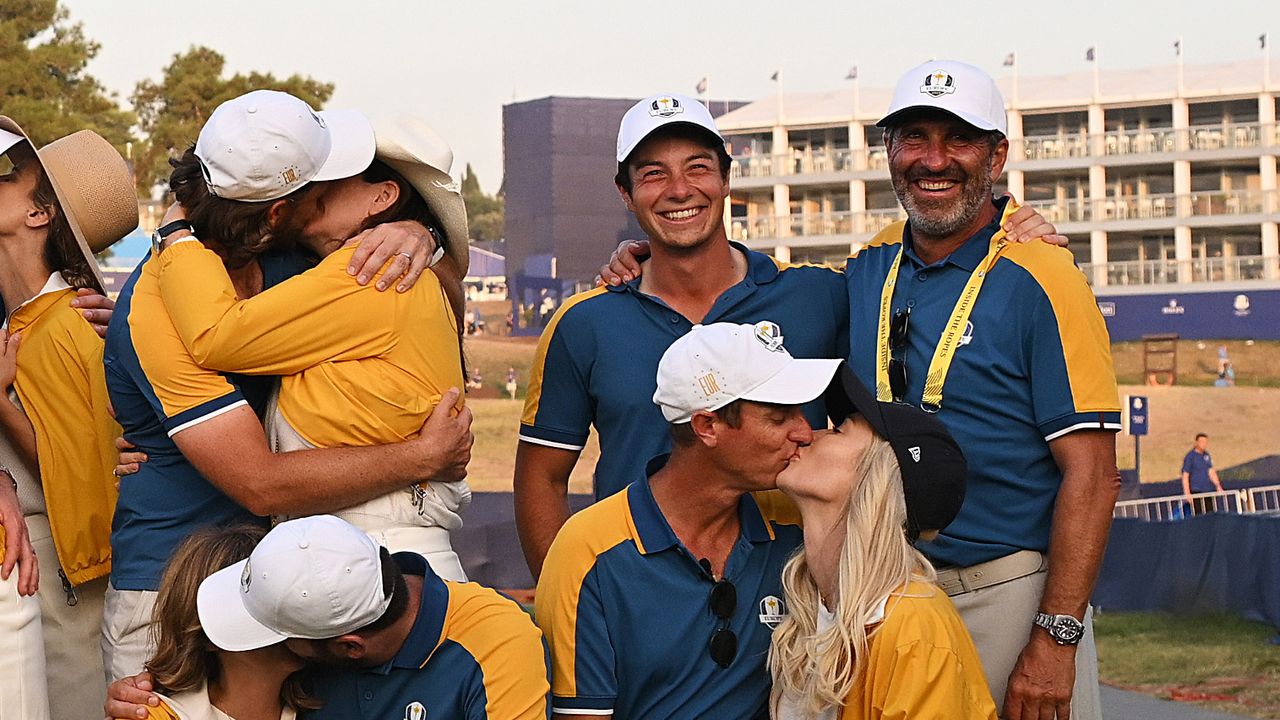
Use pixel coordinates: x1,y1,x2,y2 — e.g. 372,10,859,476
1095,612,1280,718
1111,340,1280,388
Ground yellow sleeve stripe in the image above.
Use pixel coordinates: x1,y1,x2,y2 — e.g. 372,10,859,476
849,221,908,259
534,489,635,699
750,490,803,534
1002,244,1120,413
445,584,551,719
767,256,844,273
522,286,609,426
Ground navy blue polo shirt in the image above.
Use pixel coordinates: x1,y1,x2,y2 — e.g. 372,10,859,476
844,198,1121,568
534,462,802,719
1182,449,1215,492
304,552,550,719
104,249,308,590
520,242,847,500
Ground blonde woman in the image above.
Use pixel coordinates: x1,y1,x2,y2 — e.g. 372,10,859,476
140,523,313,720
770,366,995,719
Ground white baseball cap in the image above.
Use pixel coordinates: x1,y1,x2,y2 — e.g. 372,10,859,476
195,90,376,202
0,126,24,157
877,60,1008,136
653,321,843,424
616,93,724,163
197,515,393,652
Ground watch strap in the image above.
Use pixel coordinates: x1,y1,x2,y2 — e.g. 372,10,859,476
156,219,194,240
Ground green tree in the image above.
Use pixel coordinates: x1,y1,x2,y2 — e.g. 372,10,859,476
0,0,134,150
131,45,333,193
460,163,504,242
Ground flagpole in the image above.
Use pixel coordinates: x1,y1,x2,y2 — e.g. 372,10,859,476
1012,53,1019,108
1265,33,1272,92
1092,45,1101,101
775,69,785,125
1176,36,1185,97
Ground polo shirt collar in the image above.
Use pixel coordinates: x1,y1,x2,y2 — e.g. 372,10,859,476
385,552,450,671
902,196,1010,272
605,241,779,297
4,272,73,329
628,455,777,556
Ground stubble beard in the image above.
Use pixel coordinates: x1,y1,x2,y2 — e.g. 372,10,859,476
891,157,995,239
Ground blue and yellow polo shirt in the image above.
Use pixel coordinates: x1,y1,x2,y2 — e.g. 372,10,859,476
521,242,846,500
844,198,1120,569
104,249,309,591
535,467,802,719
304,552,549,719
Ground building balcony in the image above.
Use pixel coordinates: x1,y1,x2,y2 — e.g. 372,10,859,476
1081,254,1278,286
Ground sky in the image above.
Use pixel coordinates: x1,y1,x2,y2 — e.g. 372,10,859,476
60,0,1280,194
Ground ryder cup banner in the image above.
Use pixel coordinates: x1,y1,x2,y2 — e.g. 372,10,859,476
1095,287,1280,342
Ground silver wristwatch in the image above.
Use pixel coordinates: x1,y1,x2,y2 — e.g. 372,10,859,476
1033,612,1085,645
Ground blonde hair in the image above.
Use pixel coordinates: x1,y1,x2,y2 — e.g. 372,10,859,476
146,524,318,711
768,435,937,716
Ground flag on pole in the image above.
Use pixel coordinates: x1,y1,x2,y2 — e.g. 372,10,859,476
695,76,708,95
846,66,858,80
1085,46,1096,62
770,70,779,81
1174,39,1181,56
1003,52,1015,67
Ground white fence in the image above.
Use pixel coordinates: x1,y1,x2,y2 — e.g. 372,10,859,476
1113,485,1280,521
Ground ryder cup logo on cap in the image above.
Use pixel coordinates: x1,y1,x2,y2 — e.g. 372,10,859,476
195,89,376,202
878,59,1008,136
197,515,392,652
617,92,723,162
653,321,842,424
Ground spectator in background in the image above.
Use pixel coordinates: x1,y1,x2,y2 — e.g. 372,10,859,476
506,366,518,400
1181,433,1224,514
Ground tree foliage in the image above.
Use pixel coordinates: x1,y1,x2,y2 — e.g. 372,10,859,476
0,0,134,150
460,163,504,242
131,45,333,193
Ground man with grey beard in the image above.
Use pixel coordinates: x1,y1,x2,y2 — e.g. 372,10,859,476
842,60,1121,720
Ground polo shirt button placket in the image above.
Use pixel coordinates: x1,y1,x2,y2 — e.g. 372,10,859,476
363,690,374,702
669,314,681,324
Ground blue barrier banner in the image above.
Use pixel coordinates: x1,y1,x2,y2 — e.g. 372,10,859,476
1094,514,1280,627
1096,288,1280,342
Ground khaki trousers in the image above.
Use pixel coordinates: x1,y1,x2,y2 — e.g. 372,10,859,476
28,513,108,720
947,561,1101,720
101,584,159,683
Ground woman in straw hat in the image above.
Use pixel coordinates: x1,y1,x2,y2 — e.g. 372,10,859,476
149,106,473,580
769,367,996,720
0,120,138,720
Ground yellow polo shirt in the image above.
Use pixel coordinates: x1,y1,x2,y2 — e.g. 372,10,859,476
154,242,463,448
838,581,996,720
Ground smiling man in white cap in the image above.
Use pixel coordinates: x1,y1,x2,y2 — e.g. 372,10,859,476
841,60,1121,720
515,95,849,579
535,321,842,720
100,90,473,681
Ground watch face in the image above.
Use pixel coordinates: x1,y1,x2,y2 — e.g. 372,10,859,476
1053,617,1084,643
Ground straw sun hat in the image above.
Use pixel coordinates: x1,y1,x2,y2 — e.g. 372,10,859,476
0,116,138,286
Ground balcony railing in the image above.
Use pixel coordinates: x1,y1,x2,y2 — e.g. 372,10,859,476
732,122,1278,179
1080,254,1277,285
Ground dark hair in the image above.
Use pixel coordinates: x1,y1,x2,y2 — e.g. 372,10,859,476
30,157,103,293
352,159,468,378
669,399,744,447
614,124,733,195
168,145,314,269
882,121,1004,151
1195,433,1209,441
354,547,410,635
147,524,319,712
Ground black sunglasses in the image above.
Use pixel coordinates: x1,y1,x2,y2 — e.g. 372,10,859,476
888,307,910,402
708,578,738,668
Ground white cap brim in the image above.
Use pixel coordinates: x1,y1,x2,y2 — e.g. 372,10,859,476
617,120,723,163
313,109,376,182
197,560,290,652
740,358,843,407
877,106,1003,134
0,128,27,157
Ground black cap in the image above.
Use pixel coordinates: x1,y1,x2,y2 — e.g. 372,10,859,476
823,363,967,540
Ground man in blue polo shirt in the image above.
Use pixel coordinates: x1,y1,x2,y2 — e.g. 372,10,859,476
843,61,1121,720
515,94,847,577
536,322,842,719
106,515,550,718
1181,433,1224,513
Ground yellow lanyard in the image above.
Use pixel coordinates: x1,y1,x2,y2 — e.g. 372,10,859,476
875,231,1008,411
